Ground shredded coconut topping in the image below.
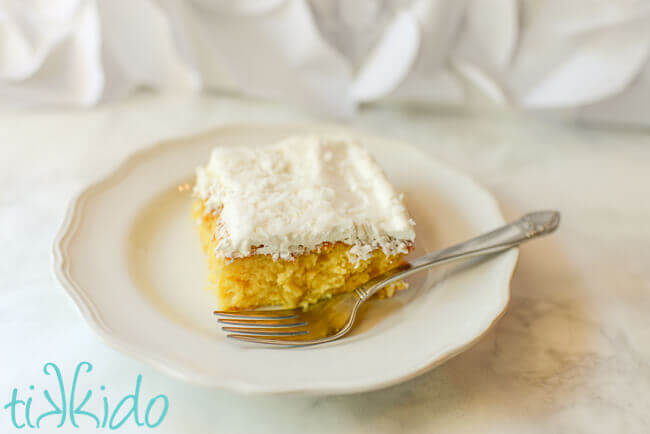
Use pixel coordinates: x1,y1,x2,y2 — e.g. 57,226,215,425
194,135,415,261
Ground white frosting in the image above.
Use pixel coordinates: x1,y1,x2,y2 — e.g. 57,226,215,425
194,135,415,261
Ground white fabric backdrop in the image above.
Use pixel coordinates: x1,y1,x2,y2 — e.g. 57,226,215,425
2,0,650,124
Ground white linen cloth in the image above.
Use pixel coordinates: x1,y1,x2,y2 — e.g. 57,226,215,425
1,0,650,123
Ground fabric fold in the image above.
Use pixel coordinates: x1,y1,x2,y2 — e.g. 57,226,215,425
0,0,648,124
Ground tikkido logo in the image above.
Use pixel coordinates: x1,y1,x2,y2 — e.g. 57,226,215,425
3,362,169,430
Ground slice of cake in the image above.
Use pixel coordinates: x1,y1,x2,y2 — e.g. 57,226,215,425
192,135,415,310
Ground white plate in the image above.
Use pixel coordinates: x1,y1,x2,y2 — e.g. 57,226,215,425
53,123,517,395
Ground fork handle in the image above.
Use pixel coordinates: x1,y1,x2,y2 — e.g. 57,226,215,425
358,210,561,299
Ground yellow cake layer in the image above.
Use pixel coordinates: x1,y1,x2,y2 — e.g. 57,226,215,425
193,200,409,310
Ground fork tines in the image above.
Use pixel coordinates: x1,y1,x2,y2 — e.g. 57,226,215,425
214,309,309,341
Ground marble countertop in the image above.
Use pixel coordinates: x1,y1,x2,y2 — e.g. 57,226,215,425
2,93,649,433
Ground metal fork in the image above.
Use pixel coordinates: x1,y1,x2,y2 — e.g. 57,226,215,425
214,210,560,346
